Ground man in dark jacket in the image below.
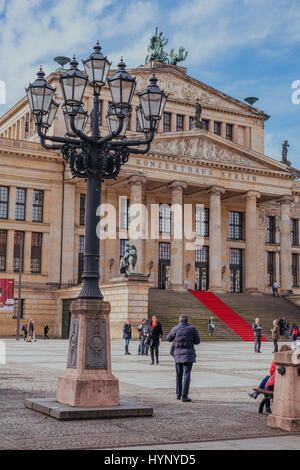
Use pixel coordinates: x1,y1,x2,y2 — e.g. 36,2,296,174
252,318,262,353
148,315,163,365
122,320,132,355
166,315,200,402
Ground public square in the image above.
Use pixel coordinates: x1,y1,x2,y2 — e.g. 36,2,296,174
0,339,299,450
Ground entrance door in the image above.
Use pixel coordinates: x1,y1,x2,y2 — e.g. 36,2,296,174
195,246,209,291
229,248,243,293
158,242,170,290
62,299,73,339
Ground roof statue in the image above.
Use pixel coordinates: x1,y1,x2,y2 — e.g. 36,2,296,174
191,99,203,129
145,28,188,66
282,140,291,166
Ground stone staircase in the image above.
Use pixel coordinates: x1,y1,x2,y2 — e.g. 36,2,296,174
148,289,300,341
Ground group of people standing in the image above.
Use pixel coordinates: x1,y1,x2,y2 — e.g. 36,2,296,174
252,317,299,353
21,321,50,341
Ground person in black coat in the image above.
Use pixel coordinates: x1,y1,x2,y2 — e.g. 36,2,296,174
148,315,163,365
122,320,132,355
167,314,200,402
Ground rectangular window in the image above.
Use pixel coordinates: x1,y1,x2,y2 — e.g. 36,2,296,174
202,119,209,131
226,123,233,141
120,239,128,259
0,186,9,219
15,188,26,221
80,194,86,226
159,242,171,260
214,121,221,136
195,245,209,263
229,211,243,240
291,219,299,245
0,229,7,271
32,189,44,222
176,114,184,132
136,115,141,132
189,116,194,130
267,216,276,244
13,231,24,272
159,203,171,234
292,253,298,287
195,206,209,237
13,298,24,319
78,235,84,283
120,197,130,230
230,248,242,265
31,232,42,273
163,112,171,132
267,252,275,286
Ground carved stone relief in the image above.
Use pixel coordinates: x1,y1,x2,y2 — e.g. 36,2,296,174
67,318,79,369
85,319,107,370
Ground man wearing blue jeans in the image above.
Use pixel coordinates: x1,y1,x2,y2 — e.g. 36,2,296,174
166,314,200,402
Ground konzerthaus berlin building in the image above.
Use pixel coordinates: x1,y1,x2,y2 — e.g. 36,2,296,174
0,60,299,338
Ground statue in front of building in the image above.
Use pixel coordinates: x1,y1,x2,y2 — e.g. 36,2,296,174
191,99,203,129
169,47,188,66
119,242,137,275
282,140,291,166
145,27,169,64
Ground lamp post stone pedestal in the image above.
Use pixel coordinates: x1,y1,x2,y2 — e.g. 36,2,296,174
56,299,119,407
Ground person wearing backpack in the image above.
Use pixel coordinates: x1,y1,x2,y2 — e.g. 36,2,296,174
166,314,200,402
291,323,299,349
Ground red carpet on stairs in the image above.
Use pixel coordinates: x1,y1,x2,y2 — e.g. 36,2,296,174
190,291,268,342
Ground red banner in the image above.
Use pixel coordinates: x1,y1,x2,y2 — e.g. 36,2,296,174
0,279,14,310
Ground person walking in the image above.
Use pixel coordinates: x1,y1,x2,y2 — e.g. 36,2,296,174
44,325,49,340
272,280,279,297
252,318,262,353
167,314,200,402
291,323,299,349
138,318,151,356
122,320,132,355
148,315,163,365
207,317,215,336
271,320,280,353
22,324,28,341
26,319,34,342
285,320,290,338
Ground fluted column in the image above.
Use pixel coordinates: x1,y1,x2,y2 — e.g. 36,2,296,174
244,191,261,292
280,195,293,293
128,175,147,273
168,181,187,290
208,185,225,292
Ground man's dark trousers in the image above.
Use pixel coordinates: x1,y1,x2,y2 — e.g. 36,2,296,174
175,362,193,399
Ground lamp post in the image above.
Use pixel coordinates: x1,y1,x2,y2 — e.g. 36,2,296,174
25,42,167,412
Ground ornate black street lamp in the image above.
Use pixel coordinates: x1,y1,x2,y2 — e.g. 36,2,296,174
26,42,167,301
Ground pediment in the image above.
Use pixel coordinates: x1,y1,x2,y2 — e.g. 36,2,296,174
134,68,265,118
150,133,291,174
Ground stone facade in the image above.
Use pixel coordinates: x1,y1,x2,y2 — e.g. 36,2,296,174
0,61,299,338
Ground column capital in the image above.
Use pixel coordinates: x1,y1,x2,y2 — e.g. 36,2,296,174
167,180,187,191
244,190,261,201
208,185,225,196
128,175,147,186
279,195,294,205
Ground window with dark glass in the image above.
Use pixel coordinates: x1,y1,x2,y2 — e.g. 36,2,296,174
120,197,130,230
120,239,129,259
195,245,209,263
226,123,233,141
267,252,275,286
267,216,276,243
13,231,24,272
0,186,9,219
80,194,86,226
159,204,171,233
136,115,141,132
163,112,171,132
195,207,209,237
291,219,299,245
31,232,42,273
202,119,209,131
78,235,84,283
229,211,243,240
0,229,7,271
15,188,26,221
13,298,24,319
214,121,221,135
159,242,171,260
292,253,298,287
176,114,184,131
189,116,194,130
32,189,44,222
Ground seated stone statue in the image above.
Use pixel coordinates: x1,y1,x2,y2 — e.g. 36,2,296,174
119,242,137,275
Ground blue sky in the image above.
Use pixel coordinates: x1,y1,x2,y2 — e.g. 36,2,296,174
1,0,300,165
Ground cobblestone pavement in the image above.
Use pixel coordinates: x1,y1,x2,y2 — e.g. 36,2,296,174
0,339,298,450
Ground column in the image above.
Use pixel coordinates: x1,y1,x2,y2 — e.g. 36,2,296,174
208,186,225,292
168,181,187,290
6,229,15,272
280,195,293,293
128,175,147,273
244,191,261,292
8,186,16,220
61,182,75,283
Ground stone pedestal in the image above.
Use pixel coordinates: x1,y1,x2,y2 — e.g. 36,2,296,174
56,298,119,407
267,349,300,432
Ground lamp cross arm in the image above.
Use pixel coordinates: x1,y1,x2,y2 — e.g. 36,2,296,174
96,116,125,145
36,124,81,147
69,115,94,144
110,129,155,149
